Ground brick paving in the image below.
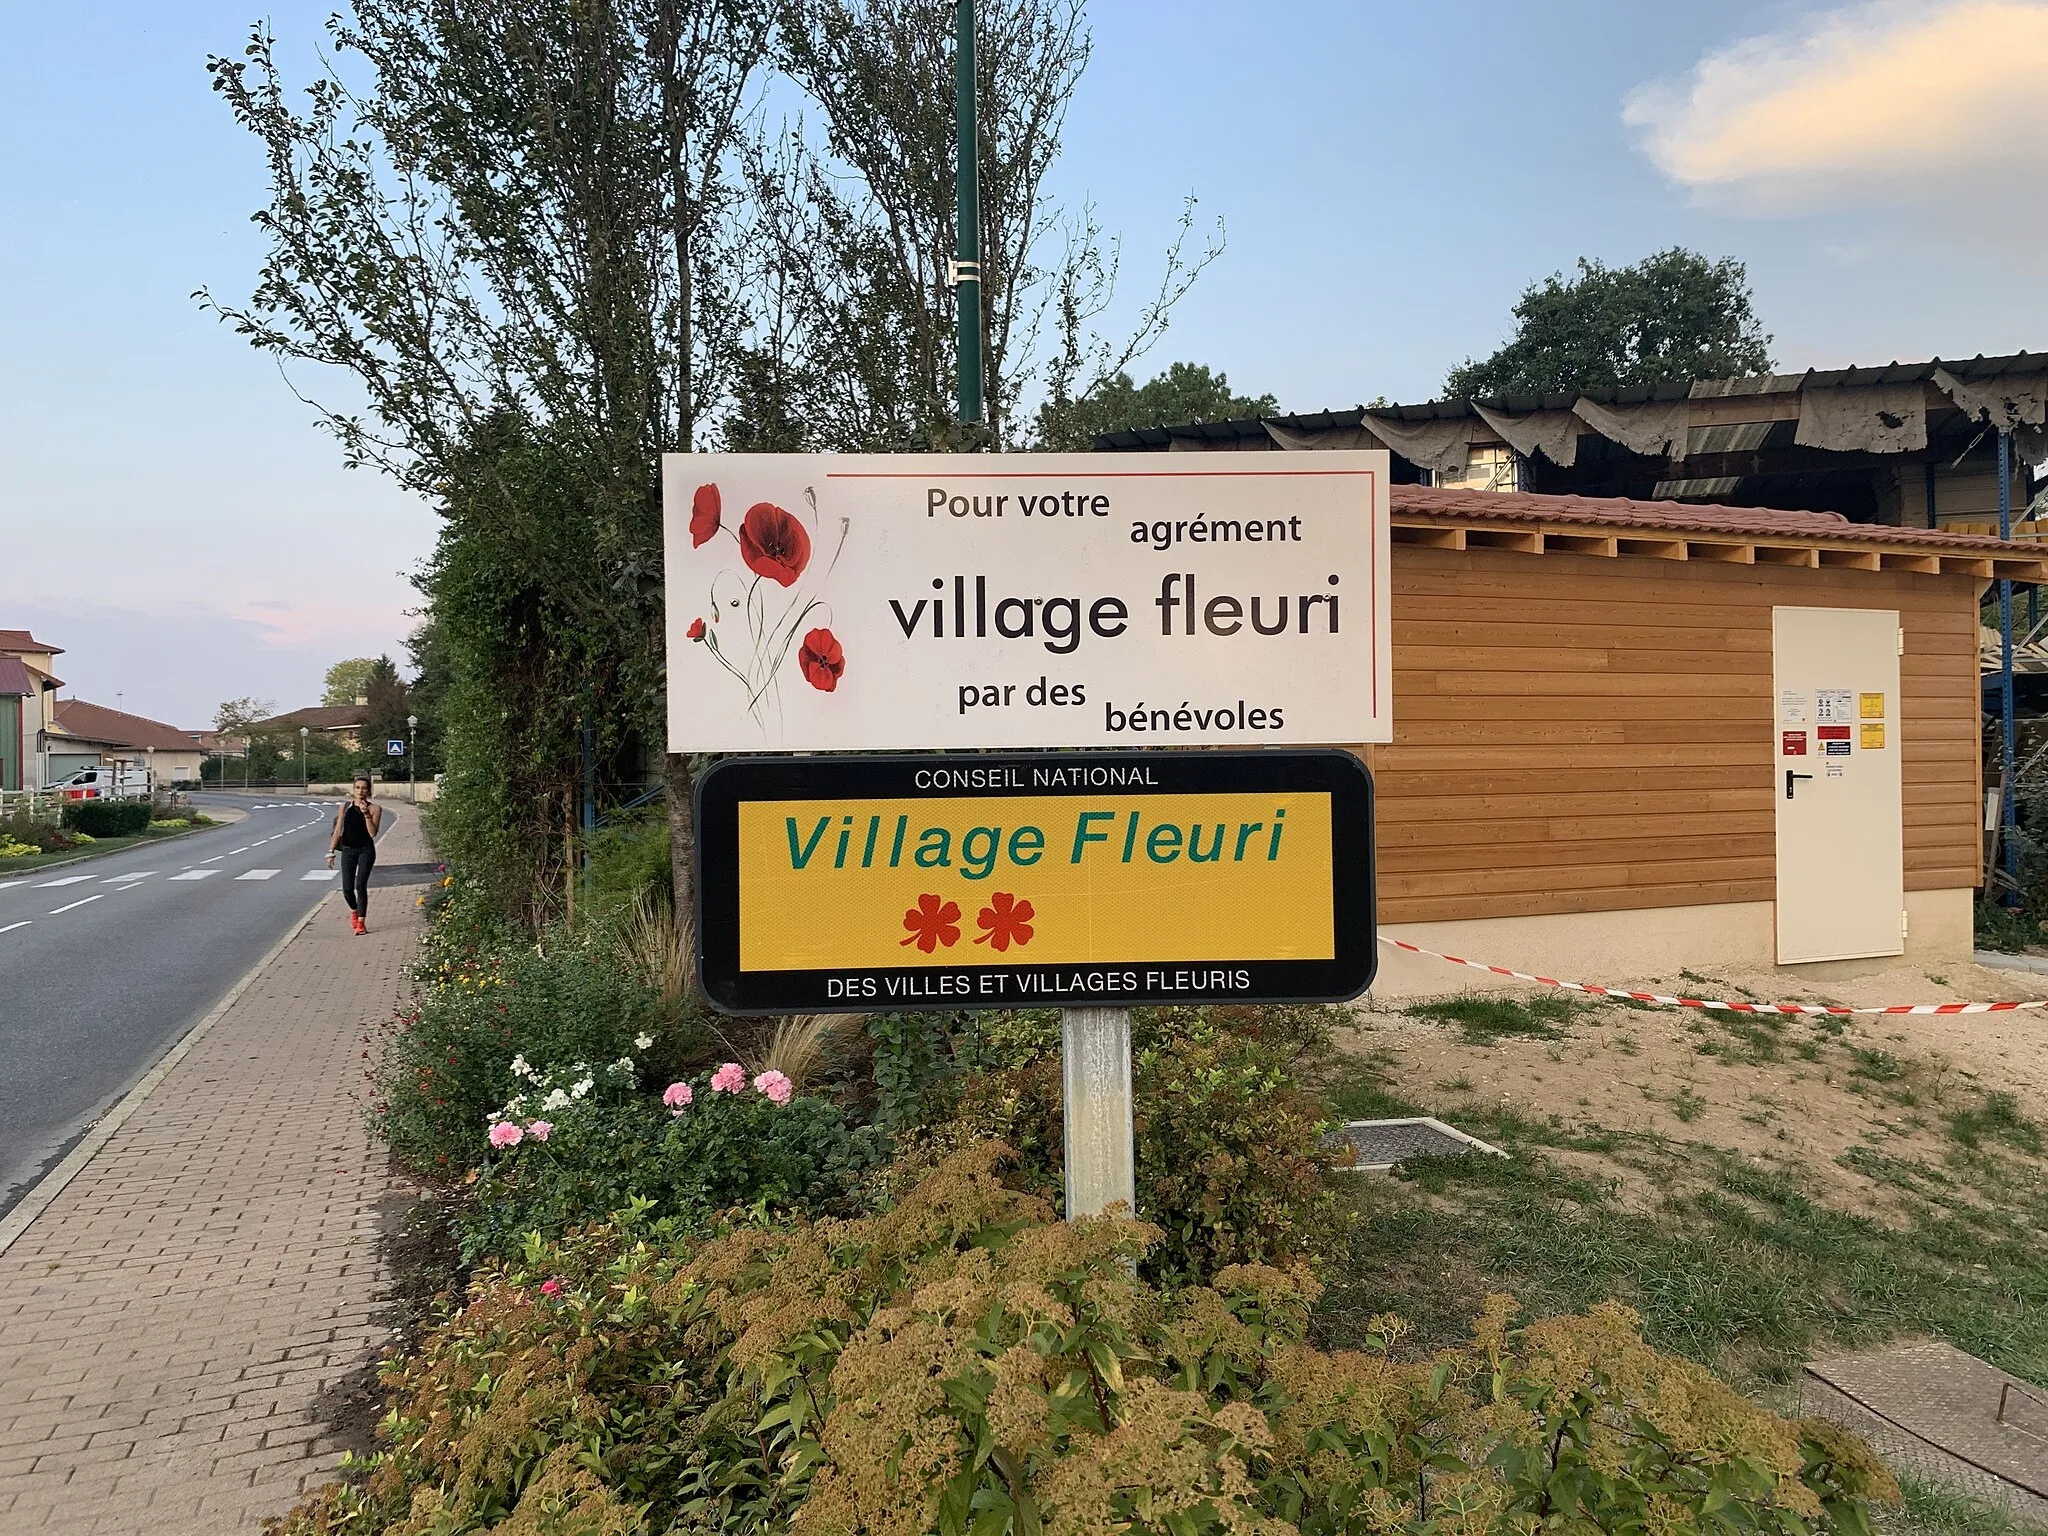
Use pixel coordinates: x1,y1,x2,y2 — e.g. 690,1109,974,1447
0,812,433,1534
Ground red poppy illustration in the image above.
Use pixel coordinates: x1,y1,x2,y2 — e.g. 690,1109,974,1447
900,893,962,952
686,617,706,641
798,627,844,691
738,501,812,587
974,892,1035,951
690,483,721,547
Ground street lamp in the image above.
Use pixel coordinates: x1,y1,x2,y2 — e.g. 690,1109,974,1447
300,726,309,794
406,715,418,804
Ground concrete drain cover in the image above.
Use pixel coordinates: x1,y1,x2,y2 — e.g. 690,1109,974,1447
1802,1342,2048,1524
1325,1117,1507,1172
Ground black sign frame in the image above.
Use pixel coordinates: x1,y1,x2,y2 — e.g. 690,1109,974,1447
693,749,1375,1015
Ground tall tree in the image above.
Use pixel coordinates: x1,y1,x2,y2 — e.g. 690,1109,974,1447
736,0,1220,451
360,655,413,774
1445,248,1773,400
204,1,769,931
1033,361,1276,450
321,657,378,707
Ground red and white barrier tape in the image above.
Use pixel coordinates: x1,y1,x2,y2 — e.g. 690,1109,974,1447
1378,935,2048,1016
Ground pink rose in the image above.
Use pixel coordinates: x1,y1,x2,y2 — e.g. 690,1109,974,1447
488,1121,523,1149
662,1081,693,1110
540,1279,562,1298
525,1120,553,1142
752,1070,794,1105
709,1062,746,1094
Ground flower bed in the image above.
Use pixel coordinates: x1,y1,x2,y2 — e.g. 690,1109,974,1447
271,1143,1897,1536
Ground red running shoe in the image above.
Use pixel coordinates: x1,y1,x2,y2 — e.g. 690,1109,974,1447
351,911,365,935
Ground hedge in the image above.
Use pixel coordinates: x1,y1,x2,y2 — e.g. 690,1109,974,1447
59,801,152,836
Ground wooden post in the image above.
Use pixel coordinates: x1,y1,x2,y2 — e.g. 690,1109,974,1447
1061,1007,1134,1218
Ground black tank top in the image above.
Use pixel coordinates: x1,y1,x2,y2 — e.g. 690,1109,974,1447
338,803,374,848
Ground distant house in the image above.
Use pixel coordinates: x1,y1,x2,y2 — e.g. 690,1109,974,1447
48,699,208,787
0,629,65,790
248,705,371,755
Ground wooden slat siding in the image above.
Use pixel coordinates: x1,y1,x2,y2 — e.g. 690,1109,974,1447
1368,546,1981,924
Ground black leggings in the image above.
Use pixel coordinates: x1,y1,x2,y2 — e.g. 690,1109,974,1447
338,844,376,916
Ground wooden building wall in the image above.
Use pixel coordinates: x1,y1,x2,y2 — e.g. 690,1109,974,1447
1366,546,1982,925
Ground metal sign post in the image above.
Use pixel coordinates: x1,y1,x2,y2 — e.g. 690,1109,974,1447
1062,1006,1134,1216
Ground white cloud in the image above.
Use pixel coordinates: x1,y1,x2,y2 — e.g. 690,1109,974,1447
1625,1,2048,216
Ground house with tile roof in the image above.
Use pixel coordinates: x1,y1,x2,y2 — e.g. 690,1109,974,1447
0,630,64,791
48,699,207,787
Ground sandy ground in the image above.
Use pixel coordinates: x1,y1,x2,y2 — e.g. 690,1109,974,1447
1338,956,2048,1219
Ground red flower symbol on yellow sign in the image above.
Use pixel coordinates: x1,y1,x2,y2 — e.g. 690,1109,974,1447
974,892,1035,951
900,893,961,952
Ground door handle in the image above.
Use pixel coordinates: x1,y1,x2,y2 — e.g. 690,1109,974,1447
1785,769,1814,799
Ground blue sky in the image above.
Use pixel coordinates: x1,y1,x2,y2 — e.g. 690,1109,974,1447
4,0,2044,725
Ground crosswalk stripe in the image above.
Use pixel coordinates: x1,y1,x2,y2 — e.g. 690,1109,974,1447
0,881,27,892
301,869,338,881
168,870,218,881
236,870,281,881
35,875,94,887
104,872,155,882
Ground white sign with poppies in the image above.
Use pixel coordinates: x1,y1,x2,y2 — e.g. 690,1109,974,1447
662,451,1391,751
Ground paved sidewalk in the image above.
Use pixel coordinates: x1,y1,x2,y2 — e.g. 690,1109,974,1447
0,811,433,1534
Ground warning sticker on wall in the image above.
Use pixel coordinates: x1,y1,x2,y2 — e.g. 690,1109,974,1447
1817,726,1851,741
1825,740,1852,756
1826,761,1845,778
1782,731,1808,755
1860,722,1886,749
1816,689,1855,723
1859,692,1886,720
1779,690,1808,725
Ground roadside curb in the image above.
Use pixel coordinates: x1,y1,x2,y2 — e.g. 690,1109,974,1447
0,893,332,1260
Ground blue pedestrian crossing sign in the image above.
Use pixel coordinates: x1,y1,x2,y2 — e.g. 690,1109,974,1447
387,739,405,756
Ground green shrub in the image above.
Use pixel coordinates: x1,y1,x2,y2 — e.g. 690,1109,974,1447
0,811,71,854
59,800,150,836
458,1073,888,1259
369,896,676,1175
941,1003,1347,1283
267,1142,1899,1536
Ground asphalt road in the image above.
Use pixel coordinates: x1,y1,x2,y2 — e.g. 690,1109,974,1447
0,793,406,1217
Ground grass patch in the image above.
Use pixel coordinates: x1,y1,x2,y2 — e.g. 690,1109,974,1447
1881,1474,2043,1536
0,822,217,873
1401,991,1590,1046
1314,1069,2048,1393
1946,1091,2044,1155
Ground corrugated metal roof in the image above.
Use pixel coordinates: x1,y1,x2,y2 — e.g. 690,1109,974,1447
1094,349,2043,450
0,656,32,697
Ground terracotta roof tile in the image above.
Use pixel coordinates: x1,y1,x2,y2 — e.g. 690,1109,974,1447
251,705,370,732
0,656,31,696
0,628,63,655
52,699,199,751
1391,484,2040,554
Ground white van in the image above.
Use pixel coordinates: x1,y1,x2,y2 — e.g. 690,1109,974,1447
52,765,153,800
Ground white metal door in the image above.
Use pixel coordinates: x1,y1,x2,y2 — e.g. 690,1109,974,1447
1772,606,1904,963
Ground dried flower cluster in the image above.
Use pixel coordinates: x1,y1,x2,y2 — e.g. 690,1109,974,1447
268,1141,1896,1536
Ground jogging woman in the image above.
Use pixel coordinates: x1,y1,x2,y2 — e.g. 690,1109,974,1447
326,774,383,934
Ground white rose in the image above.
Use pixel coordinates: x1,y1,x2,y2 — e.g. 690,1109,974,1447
633,1034,653,1052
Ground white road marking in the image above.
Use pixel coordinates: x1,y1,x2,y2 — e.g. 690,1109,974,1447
0,881,26,891
236,870,281,881
36,875,95,887
199,855,224,864
229,846,250,854
301,870,338,881
0,920,30,934
168,870,218,881
104,872,155,882
50,895,104,914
